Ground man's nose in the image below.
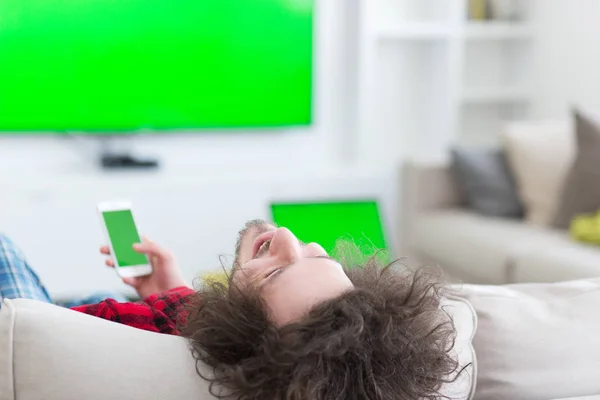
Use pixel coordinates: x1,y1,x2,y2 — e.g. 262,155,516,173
270,228,302,263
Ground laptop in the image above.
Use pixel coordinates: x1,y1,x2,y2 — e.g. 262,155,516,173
270,200,387,258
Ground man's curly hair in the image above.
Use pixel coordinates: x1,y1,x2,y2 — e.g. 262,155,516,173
181,257,464,400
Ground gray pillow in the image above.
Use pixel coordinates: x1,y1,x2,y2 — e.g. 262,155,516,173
451,147,523,218
553,111,600,229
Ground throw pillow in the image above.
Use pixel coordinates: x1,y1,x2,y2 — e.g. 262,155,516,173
451,147,523,218
570,210,600,245
455,278,600,399
202,271,229,286
553,111,600,229
502,121,575,226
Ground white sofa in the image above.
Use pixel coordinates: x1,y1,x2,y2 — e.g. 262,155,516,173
0,298,475,400
400,161,600,285
4,278,600,400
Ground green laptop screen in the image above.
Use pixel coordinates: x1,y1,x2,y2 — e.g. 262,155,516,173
270,201,387,257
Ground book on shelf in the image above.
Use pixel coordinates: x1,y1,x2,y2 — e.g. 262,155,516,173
470,0,523,21
468,0,488,20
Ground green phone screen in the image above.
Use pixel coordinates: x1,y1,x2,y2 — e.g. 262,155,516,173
102,210,147,267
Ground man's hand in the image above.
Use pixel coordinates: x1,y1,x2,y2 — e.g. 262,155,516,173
101,237,189,299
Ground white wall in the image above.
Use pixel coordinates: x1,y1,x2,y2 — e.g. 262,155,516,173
0,0,399,298
0,166,396,299
531,0,600,119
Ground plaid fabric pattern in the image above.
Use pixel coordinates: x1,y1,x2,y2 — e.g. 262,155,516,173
0,234,52,304
0,233,194,335
71,286,195,335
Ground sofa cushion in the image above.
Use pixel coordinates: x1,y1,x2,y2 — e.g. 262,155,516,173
457,278,600,400
411,210,563,284
553,111,600,229
511,233,600,282
0,297,477,400
450,147,523,218
502,121,574,226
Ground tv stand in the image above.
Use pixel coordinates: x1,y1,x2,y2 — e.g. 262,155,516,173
100,153,159,170
97,136,159,170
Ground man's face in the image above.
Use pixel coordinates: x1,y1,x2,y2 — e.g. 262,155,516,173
232,220,354,327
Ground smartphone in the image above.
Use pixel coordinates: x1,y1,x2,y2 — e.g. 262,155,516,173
97,201,152,278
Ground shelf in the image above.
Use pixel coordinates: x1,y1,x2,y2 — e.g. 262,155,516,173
461,87,530,104
375,22,530,41
377,23,450,41
465,22,532,40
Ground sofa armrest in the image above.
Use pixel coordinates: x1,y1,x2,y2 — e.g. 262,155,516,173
398,161,464,254
0,299,213,400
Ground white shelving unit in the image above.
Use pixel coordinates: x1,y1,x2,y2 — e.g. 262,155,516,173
377,24,451,40
464,22,531,40
356,0,533,161
461,86,530,103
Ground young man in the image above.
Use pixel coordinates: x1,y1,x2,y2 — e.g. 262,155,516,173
0,220,463,399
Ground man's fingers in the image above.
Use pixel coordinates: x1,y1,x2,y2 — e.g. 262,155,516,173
100,246,110,255
133,237,169,258
122,277,140,288
141,235,153,244
132,241,156,254
105,259,115,268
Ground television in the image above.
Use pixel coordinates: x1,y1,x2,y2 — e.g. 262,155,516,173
0,0,314,133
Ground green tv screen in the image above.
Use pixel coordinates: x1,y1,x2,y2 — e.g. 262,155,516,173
0,0,313,133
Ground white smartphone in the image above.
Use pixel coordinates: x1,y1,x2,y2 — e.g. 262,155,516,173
97,201,152,278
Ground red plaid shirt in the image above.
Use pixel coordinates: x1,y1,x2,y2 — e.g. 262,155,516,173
71,286,195,335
